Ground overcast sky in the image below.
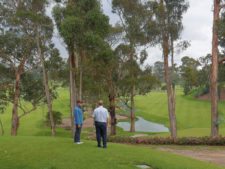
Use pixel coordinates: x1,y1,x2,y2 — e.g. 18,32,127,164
50,0,214,66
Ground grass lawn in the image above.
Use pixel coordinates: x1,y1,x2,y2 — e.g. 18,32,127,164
1,88,225,168
0,136,224,169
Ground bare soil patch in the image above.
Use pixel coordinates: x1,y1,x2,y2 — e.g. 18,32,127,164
158,147,225,167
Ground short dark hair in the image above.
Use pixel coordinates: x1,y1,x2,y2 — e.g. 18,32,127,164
77,100,82,104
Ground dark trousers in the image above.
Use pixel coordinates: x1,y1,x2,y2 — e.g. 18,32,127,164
74,124,82,142
95,121,107,148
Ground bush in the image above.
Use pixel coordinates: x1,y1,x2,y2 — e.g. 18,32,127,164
189,86,209,97
46,111,62,126
161,85,167,91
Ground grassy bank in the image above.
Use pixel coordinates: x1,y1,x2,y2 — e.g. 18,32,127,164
135,89,225,136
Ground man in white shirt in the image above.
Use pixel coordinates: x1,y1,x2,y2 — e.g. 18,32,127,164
93,100,109,148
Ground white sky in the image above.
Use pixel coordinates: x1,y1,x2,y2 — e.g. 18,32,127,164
49,0,214,65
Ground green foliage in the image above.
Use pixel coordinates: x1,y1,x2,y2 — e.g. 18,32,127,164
189,86,210,98
219,9,225,49
46,111,62,126
180,56,200,95
137,66,160,95
161,85,167,91
61,16,83,47
20,72,45,105
153,61,164,83
53,0,109,51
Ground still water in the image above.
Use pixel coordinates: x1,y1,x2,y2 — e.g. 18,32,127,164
117,116,169,133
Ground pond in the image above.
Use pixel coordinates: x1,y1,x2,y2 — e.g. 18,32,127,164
117,116,169,133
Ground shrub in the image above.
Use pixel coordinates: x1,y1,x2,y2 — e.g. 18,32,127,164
161,85,167,91
189,86,209,97
46,111,62,126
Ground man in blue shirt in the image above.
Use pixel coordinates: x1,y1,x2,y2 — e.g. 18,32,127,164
74,100,83,144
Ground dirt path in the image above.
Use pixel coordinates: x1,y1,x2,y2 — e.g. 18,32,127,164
158,147,225,167
60,114,128,129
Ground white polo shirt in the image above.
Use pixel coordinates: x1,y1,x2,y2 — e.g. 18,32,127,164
93,106,109,123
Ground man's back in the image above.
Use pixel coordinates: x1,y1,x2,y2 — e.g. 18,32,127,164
93,106,109,123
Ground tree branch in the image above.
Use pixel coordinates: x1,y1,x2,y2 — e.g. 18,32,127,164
18,100,37,119
219,57,225,64
220,4,225,11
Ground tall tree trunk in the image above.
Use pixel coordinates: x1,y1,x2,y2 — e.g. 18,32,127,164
163,35,177,139
130,84,135,132
11,57,26,136
160,0,177,140
211,0,220,137
170,37,176,128
69,50,77,136
108,75,117,135
109,94,116,135
0,117,4,135
36,36,55,136
79,50,84,101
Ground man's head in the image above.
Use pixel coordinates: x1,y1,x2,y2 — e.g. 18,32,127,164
98,100,103,106
77,100,83,107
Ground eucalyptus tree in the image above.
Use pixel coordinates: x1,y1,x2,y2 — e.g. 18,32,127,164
146,0,189,139
92,43,119,135
211,0,225,137
53,0,110,133
112,0,153,132
0,0,40,135
15,0,57,136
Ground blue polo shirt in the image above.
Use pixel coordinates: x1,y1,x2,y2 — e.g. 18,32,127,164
74,106,83,125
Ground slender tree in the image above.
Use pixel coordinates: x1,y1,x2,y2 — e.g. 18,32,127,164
210,0,225,137
147,0,189,139
0,0,37,135
112,0,150,132
53,0,110,135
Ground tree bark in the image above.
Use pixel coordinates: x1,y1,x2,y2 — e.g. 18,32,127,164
0,117,4,136
163,37,177,139
36,35,56,136
170,37,176,130
79,50,84,101
211,0,220,137
11,56,26,136
69,50,77,136
130,84,135,132
160,0,177,140
109,94,116,135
